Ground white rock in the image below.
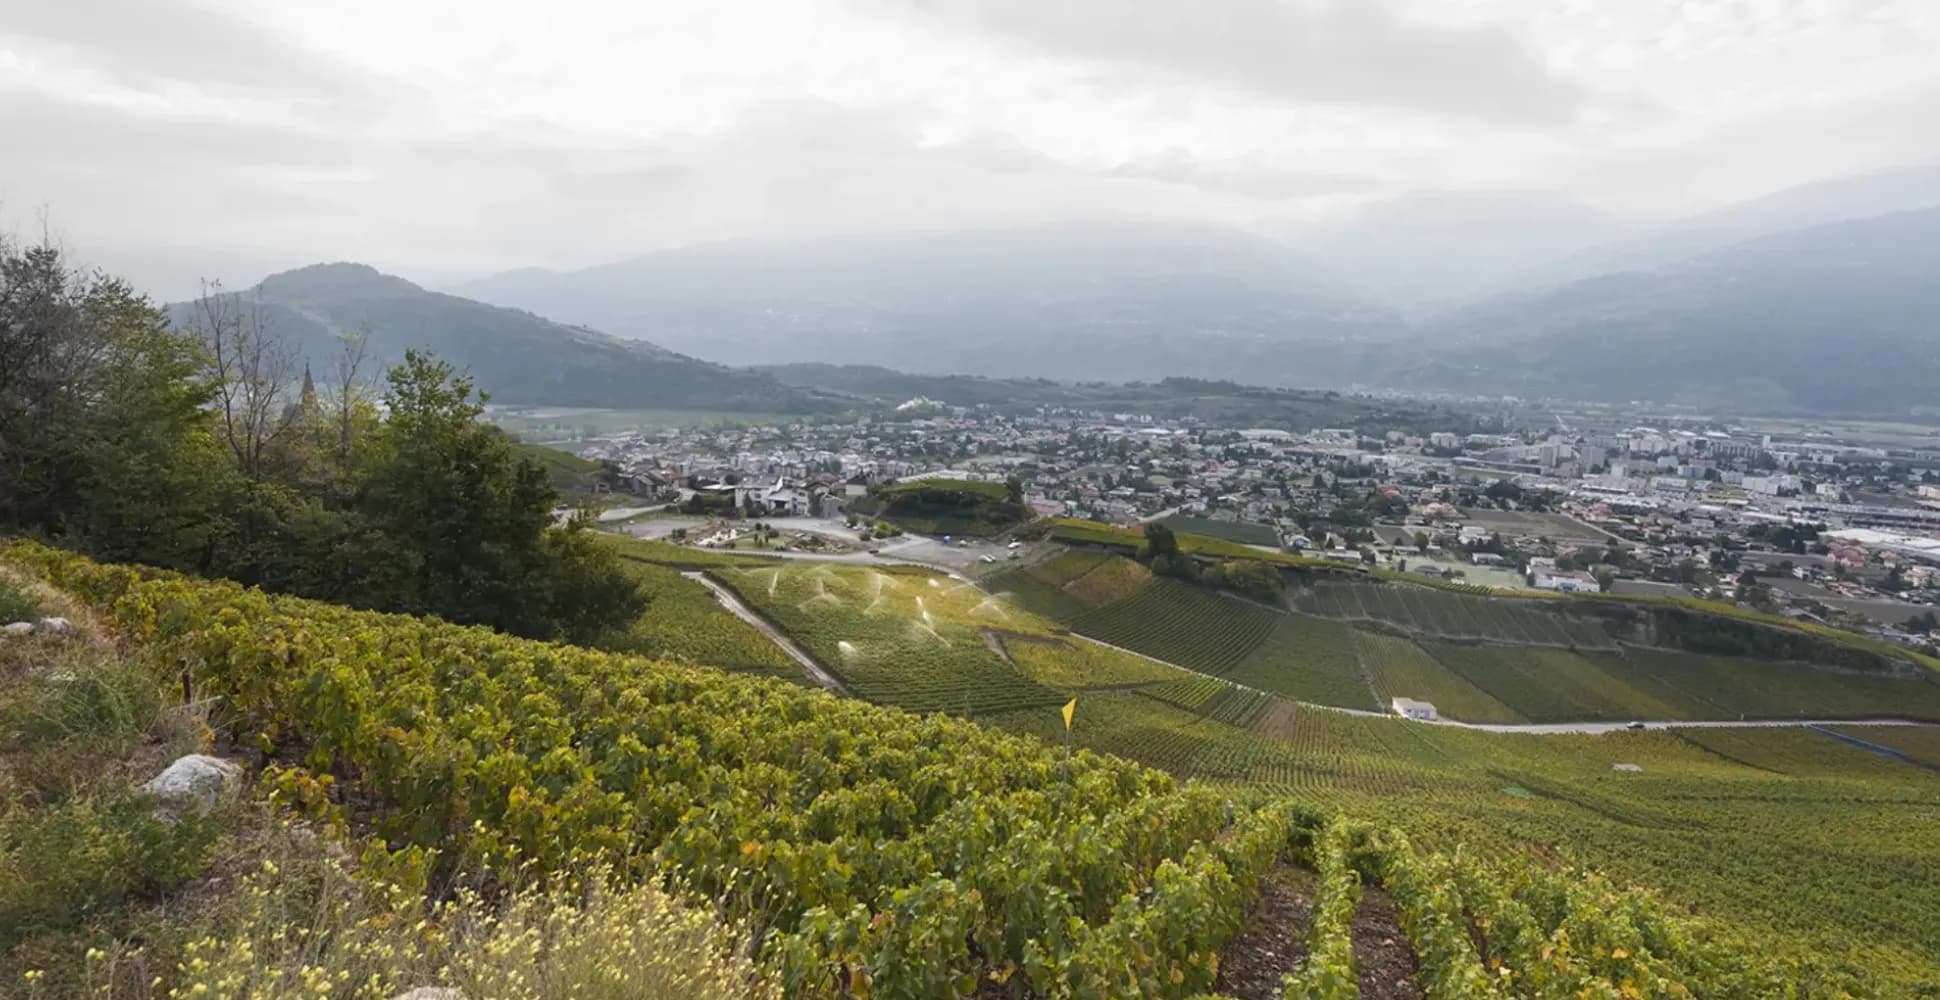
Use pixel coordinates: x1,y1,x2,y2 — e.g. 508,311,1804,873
36,616,72,635
2,622,33,635
391,990,464,1000
142,754,242,811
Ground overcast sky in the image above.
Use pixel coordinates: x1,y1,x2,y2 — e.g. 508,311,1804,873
5,0,1940,299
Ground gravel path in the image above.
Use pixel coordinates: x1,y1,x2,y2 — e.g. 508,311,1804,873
684,572,846,693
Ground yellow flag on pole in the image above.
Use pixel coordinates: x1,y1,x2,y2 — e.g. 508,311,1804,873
1061,697,1077,730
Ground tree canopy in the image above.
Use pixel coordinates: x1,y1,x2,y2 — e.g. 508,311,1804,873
0,240,641,643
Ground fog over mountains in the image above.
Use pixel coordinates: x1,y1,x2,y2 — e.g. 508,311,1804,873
180,162,1940,418
441,161,1940,415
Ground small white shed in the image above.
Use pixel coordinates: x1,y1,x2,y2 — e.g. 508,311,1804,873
1391,697,1438,721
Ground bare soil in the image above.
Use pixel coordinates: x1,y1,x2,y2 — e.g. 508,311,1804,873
1352,886,1424,1000
1251,700,1301,740
1214,865,1317,999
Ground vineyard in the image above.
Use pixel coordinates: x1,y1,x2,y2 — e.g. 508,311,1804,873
1223,614,1380,712
604,557,800,676
1,541,1296,999
963,548,1940,725
1068,578,1280,674
1352,631,1525,725
6,541,1940,995
1422,643,1699,723
1293,579,1617,651
1138,677,1275,729
980,550,1114,622
708,561,1192,714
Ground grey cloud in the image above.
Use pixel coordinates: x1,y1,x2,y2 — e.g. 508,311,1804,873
1105,151,1382,200
865,0,1594,124
0,0,363,97
8,92,1271,299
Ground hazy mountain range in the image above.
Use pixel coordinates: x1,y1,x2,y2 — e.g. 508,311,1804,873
164,265,843,413
176,161,1940,416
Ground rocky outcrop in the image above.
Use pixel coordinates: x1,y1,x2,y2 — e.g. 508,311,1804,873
141,754,242,813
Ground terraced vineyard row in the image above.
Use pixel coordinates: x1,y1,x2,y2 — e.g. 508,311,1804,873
1295,579,1617,650
1425,643,1702,723
605,558,799,673
712,564,1067,715
1222,613,1379,711
1138,676,1274,728
1590,645,1940,722
1353,631,1525,724
980,549,1117,622
1069,577,1279,674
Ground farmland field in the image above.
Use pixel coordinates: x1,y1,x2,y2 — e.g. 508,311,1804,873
1292,579,1618,650
1352,630,1525,723
1067,577,1278,674
641,551,1940,988
1062,554,1153,606
1424,643,1705,723
1589,646,1940,721
1138,676,1274,728
713,563,1066,714
605,558,799,675
1673,727,1931,780
1827,724,1940,768
1158,514,1279,547
1458,509,1620,541
1221,613,1378,710
12,531,1940,996
994,630,1183,689
980,549,1116,621
712,561,1185,714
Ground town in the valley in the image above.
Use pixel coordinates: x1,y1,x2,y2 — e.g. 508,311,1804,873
501,398,1940,655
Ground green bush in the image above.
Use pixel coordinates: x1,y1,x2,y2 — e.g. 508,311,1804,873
0,577,38,624
0,792,222,939
2,656,164,753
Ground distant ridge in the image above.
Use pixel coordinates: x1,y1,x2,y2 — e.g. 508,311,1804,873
169,263,843,412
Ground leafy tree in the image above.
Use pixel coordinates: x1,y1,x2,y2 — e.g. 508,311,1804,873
359,351,641,642
0,240,221,567
1141,522,1179,560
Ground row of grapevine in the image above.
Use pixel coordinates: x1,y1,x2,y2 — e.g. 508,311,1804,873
1442,856,1827,998
1070,578,1279,674
605,558,798,671
1139,677,1274,729
1,541,1306,1000
710,564,1068,715
1280,819,1360,1000
1363,831,1501,999
1294,581,1617,652
1223,614,1379,712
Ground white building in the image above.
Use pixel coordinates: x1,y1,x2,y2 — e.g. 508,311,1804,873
1532,569,1602,593
1392,697,1438,721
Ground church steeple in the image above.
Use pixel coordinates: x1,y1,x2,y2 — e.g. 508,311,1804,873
300,364,317,407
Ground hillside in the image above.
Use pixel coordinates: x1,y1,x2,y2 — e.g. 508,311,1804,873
855,477,1032,537
1534,159,1940,286
5,541,1926,996
169,263,843,411
1405,207,1940,412
456,222,1406,385
680,548,1940,986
